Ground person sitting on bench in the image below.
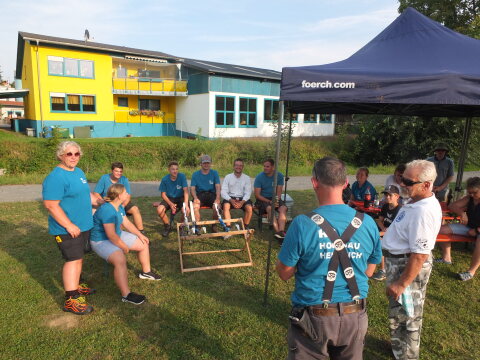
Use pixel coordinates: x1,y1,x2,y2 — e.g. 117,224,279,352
157,161,190,237
93,162,145,233
221,158,253,230
254,158,288,240
436,177,480,281
190,155,221,231
91,184,160,305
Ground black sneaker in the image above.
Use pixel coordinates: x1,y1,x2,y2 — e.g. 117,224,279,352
274,231,286,239
122,292,146,305
162,225,171,237
139,271,161,281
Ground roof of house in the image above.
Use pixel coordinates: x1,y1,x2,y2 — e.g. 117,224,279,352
180,58,281,81
16,31,281,81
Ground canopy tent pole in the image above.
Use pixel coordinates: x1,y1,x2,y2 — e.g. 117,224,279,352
263,101,284,306
283,114,293,196
454,117,472,198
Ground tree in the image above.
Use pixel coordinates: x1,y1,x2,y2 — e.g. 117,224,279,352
351,115,469,166
398,0,480,38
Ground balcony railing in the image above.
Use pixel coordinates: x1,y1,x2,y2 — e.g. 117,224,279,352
112,77,187,96
114,110,176,124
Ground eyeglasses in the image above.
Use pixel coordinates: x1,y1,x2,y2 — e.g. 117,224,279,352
400,176,422,187
64,152,81,157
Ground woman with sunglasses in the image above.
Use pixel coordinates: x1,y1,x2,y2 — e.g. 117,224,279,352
42,141,95,315
436,177,480,281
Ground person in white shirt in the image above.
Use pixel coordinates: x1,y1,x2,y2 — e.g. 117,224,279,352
385,163,406,204
382,160,442,360
221,158,253,229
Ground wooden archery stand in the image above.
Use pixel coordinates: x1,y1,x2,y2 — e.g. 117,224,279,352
177,218,254,274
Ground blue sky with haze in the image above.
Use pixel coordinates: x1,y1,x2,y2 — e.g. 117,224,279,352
0,0,399,82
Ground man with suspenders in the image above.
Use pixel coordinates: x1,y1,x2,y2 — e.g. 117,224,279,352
276,157,382,360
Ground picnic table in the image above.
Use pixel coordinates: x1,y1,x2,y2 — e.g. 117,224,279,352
350,200,381,217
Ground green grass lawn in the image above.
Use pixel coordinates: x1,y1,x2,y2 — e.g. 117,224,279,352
1,191,479,359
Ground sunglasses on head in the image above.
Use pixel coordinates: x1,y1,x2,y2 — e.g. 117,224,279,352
400,176,422,187
65,152,80,157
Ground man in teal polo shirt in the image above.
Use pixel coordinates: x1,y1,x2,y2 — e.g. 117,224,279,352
277,157,381,359
191,155,221,225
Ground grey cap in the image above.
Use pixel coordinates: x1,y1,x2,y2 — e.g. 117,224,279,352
382,185,400,195
200,154,212,163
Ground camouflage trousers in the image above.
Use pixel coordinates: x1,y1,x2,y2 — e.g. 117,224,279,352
385,254,433,360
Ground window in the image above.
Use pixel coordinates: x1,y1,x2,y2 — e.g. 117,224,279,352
215,96,235,127
51,95,66,111
65,59,79,77
80,60,94,78
319,114,333,123
50,93,96,113
239,97,257,127
82,96,95,112
67,95,80,111
117,67,127,78
304,114,317,123
118,97,128,107
264,99,279,122
138,69,160,78
48,57,63,75
48,56,94,78
139,99,160,111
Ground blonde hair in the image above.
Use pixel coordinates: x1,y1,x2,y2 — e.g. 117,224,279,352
105,184,126,202
56,141,83,161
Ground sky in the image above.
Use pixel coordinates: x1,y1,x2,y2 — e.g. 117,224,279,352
0,0,399,82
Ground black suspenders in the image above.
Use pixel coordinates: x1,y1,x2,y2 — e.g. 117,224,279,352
307,211,364,306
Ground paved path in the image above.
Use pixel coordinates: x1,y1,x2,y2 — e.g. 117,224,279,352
2,172,480,203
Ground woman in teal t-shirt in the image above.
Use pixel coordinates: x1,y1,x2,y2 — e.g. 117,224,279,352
91,184,160,305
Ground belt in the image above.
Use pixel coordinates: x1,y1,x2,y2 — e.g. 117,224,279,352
383,250,411,258
309,299,366,316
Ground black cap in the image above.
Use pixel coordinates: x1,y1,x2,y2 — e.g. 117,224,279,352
382,185,400,195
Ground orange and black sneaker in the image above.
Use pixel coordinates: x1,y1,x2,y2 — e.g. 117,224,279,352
63,295,94,315
78,283,96,295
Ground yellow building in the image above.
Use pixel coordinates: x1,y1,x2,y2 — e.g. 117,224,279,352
16,32,187,137
15,32,333,139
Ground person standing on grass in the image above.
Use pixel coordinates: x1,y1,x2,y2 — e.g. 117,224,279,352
157,161,190,237
372,185,402,281
426,143,454,202
382,160,441,360
190,155,221,229
435,177,480,280
91,184,160,305
221,158,253,230
42,141,95,315
254,158,288,241
277,157,381,360
93,162,145,233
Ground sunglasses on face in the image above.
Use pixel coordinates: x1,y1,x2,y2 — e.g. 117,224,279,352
400,176,422,187
64,152,81,157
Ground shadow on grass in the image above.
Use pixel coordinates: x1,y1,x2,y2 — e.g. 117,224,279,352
0,215,239,359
